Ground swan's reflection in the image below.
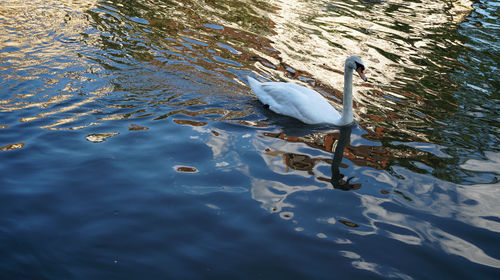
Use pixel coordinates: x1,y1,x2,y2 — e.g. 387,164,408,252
255,125,371,214
263,124,362,191
329,125,361,191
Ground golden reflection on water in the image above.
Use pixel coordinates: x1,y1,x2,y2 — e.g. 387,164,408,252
129,123,149,131
173,119,208,126
263,130,393,170
175,166,198,173
0,0,477,169
261,0,473,139
0,0,98,60
0,142,25,151
338,219,359,228
0,0,114,132
265,148,327,175
0,0,480,170
85,132,119,143
0,0,476,137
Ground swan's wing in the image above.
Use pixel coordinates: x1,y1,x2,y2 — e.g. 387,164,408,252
261,83,309,122
260,82,339,124
248,77,311,109
260,83,307,105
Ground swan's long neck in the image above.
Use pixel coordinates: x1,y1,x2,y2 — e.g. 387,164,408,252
334,66,354,126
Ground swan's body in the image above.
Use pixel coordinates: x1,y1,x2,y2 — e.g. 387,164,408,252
248,56,367,126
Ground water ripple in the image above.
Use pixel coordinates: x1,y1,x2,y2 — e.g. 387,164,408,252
1,0,499,279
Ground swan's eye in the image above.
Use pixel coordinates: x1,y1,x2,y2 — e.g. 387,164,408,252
355,62,365,71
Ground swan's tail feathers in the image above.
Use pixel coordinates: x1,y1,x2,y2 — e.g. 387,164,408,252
246,76,261,91
247,76,265,100
247,76,274,108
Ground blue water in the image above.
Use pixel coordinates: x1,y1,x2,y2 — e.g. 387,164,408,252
1,0,499,279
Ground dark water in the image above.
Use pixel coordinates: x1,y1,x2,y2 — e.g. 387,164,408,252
1,0,499,278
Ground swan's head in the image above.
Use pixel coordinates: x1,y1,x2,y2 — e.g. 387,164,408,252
346,55,367,82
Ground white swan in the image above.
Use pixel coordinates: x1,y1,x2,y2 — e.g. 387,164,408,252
247,55,367,126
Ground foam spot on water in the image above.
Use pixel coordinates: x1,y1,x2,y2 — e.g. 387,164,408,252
316,233,327,239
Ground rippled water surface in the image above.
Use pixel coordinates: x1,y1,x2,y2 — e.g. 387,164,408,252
1,0,499,278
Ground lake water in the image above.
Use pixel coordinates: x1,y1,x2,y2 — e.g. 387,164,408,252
0,0,499,279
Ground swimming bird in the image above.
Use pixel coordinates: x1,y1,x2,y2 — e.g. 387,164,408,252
247,55,367,126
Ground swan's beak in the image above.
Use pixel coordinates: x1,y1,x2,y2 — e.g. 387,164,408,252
356,66,368,82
